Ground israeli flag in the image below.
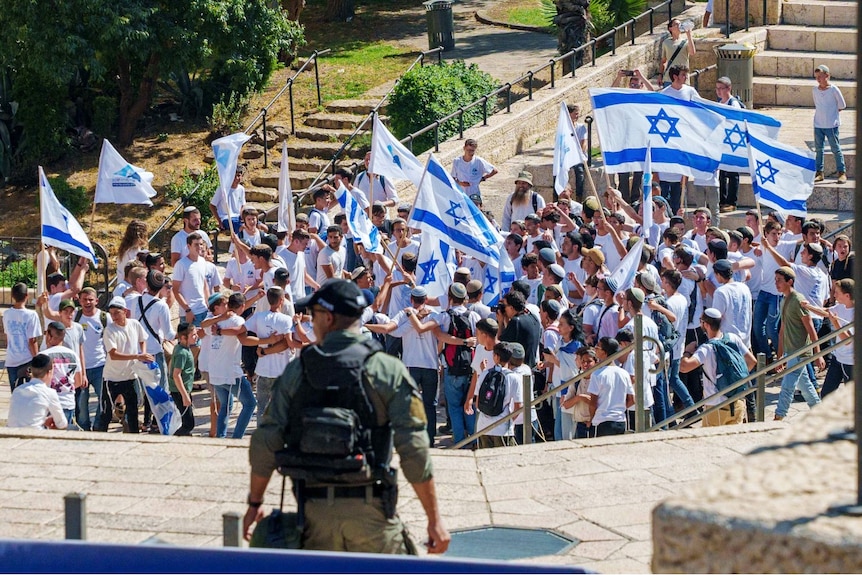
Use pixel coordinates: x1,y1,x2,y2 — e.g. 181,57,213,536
94,140,157,205
409,154,503,265
369,113,426,188
334,183,382,254
589,88,725,181
415,232,456,299
553,101,588,195
212,132,251,218
605,238,644,294
694,97,782,173
277,140,296,232
745,123,814,219
135,361,181,436
39,167,97,264
641,143,653,236
482,242,517,306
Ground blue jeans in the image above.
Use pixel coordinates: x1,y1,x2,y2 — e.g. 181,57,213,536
214,378,257,439
814,126,846,173
776,356,821,418
409,367,438,447
443,370,474,445
344,237,358,275
821,360,851,398
221,217,242,235
753,292,781,358
668,358,695,408
6,362,31,392
554,395,564,441
75,366,104,431
652,371,674,426
575,421,591,439
806,319,822,387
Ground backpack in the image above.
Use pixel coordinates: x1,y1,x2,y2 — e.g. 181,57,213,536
74,308,107,329
443,309,474,376
477,367,508,417
705,334,749,398
727,95,746,109
277,339,392,486
650,295,680,354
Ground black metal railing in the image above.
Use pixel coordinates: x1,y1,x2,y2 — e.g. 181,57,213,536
245,49,332,168
689,63,717,91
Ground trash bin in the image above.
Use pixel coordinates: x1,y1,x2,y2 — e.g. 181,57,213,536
424,0,455,51
714,43,757,108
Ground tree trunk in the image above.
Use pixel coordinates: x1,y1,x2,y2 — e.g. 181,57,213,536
280,0,306,21
325,0,355,22
116,53,161,147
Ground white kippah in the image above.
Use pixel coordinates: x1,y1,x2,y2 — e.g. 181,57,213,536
703,308,722,320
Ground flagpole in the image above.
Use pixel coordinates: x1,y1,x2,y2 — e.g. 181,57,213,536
383,241,408,278
89,201,97,232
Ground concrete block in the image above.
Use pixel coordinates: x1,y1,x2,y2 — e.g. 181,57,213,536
774,54,814,79
823,2,859,27
815,28,857,53
782,2,824,26
767,27,817,51
775,82,814,106
753,81,777,106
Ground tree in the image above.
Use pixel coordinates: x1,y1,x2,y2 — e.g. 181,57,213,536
0,0,305,162
325,0,356,22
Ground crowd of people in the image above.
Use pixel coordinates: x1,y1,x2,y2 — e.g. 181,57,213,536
3,58,853,449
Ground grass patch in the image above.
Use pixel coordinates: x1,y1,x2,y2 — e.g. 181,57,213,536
319,43,414,101
509,7,553,28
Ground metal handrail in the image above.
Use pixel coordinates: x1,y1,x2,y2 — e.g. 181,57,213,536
689,63,717,91
648,321,855,431
825,220,854,240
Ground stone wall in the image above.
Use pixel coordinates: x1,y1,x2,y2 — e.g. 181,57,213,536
712,0,781,29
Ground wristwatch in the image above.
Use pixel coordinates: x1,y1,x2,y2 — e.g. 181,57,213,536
185,308,192,314
260,348,266,356
247,494,262,508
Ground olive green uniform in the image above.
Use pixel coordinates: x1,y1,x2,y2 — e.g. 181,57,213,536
249,330,432,553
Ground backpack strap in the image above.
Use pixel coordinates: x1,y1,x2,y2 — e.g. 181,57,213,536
532,192,539,213
666,40,687,75
137,296,162,344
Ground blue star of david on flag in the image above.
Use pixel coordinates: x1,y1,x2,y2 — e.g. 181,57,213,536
445,200,467,227
418,251,440,285
646,108,681,144
755,159,780,185
483,267,498,294
114,164,142,182
723,124,747,153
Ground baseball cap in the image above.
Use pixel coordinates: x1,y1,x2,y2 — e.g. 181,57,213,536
581,247,605,266
107,296,127,310
449,282,468,299
815,64,830,74
294,279,368,317
58,299,75,311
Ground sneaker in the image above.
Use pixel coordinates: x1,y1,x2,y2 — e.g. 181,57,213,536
773,414,784,421
814,171,824,182
837,171,847,184
720,204,735,213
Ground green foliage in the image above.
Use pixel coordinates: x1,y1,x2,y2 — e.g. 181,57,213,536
47,176,89,218
92,95,117,138
388,61,498,154
589,0,615,36
540,0,558,25
589,0,645,36
0,257,36,288
166,167,220,230
0,68,19,185
208,91,250,136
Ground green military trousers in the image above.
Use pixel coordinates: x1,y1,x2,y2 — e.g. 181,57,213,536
303,496,416,554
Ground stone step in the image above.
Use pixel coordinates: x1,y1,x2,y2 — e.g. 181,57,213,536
754,51,857,81
304,112,380,130
293,126,358,142
753,77,856,107
781,0,858,27
766,25,857,54
324,99,384,116
287,139,367,161
250,170,319,190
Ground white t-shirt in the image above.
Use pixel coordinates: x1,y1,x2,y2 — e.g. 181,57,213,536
391,310,440,370
712,281,753,349
661,84,698,101
245,309,294,378
665,292,689,360
588,365,634,425
131,293,176,356
77,311,110,369
210,185,246,221
741,246,763,299
277,247,307,301
3,307,42,368
170,229,212,261
205,314,245,385
355,172,398,207
316,245,345,285
813,84,846,129
564,257,586,306
42,345,80,411
830,304,854,365
594,232,622,271
510,363,538,424
173,256,221,315
224,258,257,291
502,192,546,231
693,332,748,406
102,319,147,382
792,263,830,308
759,240,797,296
451,155,495,197
6,378,67,429
474,366,522,436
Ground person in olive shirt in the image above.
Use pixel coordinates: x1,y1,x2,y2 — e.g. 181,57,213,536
773,266,823,420
243,280,450,555
170,322,197,436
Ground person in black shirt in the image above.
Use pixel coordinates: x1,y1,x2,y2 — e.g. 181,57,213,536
498,291,542,368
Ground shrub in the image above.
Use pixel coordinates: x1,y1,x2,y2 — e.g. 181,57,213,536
91,95,118,138
388,60,498,154
165,167,220,230
0,257,36,288
45,176,89,218
208,91,250,137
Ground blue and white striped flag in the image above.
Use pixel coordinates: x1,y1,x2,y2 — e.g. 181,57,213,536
605,238,643,294
334,183,382,253
745,123,814,219
409,154,503,265
554,101,588,195
482,242,517,306
415,232,456,299
694,97,781,173
589,88,725,181
641,143,653,237
369,113,426,188
39,167,97,264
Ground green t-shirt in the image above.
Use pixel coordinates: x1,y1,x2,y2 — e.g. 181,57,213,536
781,290,811,356
169,344,195,393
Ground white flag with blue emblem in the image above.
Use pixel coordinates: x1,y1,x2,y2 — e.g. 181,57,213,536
589,88,725,180
605,237,643,294
212,132,251,218
94,140,157,205
415,232,456,299
694,97,781,173
39,167,97,264
553,101,588,195
409,154,503,265
334,183,382,254
277,141,296,233
482,242,517,306
641,143,652,237
369,113,426,188
745,123,814,219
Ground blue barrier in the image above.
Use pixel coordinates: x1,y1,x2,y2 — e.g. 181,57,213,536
0,538,589,573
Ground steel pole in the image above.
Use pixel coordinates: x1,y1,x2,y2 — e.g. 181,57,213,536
635,314,645,432
522,374,532,445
